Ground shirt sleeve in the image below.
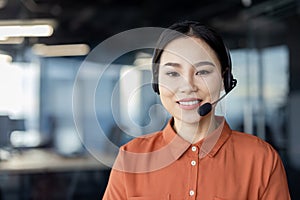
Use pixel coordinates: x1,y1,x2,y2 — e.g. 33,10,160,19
102,168,126,200
260,149,291,200
102,149,127,200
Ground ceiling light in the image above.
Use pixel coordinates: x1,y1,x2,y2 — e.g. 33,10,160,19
241,0,252,7
32,44,90,57
0,25,53,38
0,54,12,63
0,0,7,9
0,37,24,44
0,19,55,38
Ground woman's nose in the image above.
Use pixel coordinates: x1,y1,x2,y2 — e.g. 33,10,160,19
178,75,198,93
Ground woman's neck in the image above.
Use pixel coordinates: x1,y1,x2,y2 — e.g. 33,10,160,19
173,115,218,144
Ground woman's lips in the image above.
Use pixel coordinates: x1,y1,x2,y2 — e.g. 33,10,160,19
176,98,202,110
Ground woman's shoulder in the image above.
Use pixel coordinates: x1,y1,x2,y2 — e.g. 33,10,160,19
229,130,279,158
120,130,166,153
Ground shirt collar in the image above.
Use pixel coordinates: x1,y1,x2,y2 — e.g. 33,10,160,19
162,117,232,160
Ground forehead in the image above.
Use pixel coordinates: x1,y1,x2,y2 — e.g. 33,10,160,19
160,36,220,66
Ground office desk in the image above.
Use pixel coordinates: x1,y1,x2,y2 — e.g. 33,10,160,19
0,149,112,200
0,148,110,174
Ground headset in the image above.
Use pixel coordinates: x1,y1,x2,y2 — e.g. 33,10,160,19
151,21,237,116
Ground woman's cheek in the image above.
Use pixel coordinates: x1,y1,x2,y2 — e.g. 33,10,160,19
203,76,223,99
158,84,176,97
158,76,179,95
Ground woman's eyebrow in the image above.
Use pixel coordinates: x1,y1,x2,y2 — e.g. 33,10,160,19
194,61,215,67
161,61,215,68
161,62,181,67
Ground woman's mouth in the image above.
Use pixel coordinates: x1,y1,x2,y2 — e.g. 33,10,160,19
176,98,202,110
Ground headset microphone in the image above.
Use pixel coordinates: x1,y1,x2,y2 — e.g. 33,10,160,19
197,92,229,117
198,64,237,116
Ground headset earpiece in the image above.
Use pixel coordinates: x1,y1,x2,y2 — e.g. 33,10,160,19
223,69,236,94
223,47,237,94
152,82,159,94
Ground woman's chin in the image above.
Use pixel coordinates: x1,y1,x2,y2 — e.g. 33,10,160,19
174,113,202,124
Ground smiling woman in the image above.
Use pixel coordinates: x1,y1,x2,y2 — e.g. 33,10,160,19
158,36,223,141
103,20,291,200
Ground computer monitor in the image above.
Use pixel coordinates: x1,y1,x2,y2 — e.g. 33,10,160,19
0,115,11,147
0,115,25,148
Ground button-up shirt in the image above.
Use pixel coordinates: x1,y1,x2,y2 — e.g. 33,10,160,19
103,118,290,200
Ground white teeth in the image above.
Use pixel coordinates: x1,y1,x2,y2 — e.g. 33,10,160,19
178,100,200,106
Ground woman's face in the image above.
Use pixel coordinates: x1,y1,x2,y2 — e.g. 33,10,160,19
158,36,223,124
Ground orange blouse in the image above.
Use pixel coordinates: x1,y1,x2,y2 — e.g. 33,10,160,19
103,118,290,200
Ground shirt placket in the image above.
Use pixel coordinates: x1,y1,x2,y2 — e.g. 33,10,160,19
187,145,199,199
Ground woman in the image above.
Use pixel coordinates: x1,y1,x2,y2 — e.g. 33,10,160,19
103,21,290,199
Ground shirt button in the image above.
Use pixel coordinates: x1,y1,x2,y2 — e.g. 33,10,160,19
189,190,195,196
191,160,196,166
191,146,197,152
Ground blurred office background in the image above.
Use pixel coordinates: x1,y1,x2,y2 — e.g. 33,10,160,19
0,0,299,199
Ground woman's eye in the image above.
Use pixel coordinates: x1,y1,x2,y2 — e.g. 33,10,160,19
166,72,180,77
196,70,211,75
